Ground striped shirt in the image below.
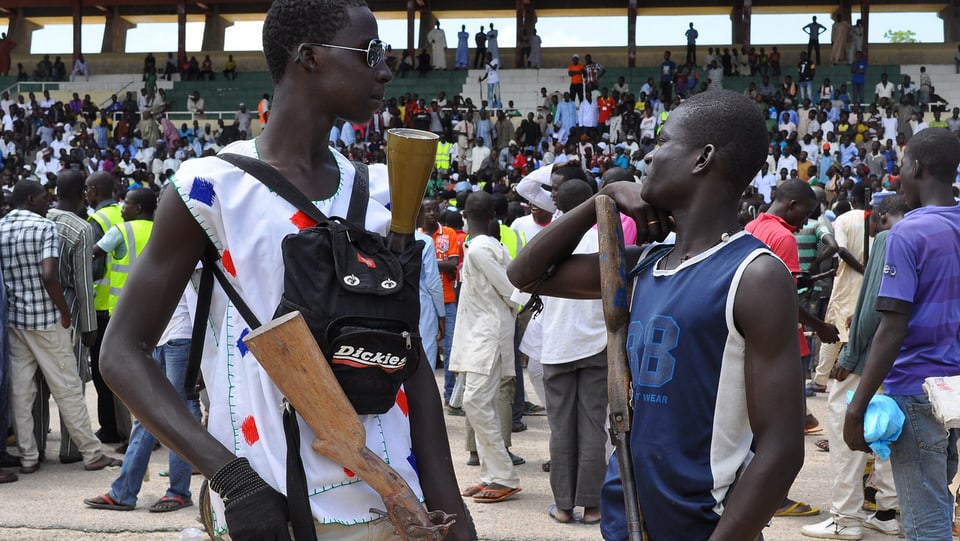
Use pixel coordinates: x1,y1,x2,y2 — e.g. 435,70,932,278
47,208,97,333
0,209,61,329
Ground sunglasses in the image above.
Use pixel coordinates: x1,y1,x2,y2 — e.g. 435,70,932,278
303,39,387,68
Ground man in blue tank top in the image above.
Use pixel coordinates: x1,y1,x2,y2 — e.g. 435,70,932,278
509,90,805,541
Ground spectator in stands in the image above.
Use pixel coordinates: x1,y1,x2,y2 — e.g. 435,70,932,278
52,56,67,82
583,54,605,95
803,16,826,65
568,54,585,103
0,33,14,77
223,54,237,80
34,55,53,82
187,91,205,120
200,55,214,81
186,56,200,81
660,50,676,103
71,55,89,82
258,94,270,126
163,53,177,81
875,73,895,107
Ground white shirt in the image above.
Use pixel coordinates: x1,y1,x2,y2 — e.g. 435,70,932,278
753,171,778,203
449,235,515,376
484,57,500,84
469,145,490,174
538,230,606,364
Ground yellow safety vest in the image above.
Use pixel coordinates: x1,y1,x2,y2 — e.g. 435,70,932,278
88,204,123,312
435,141,452,170
499,223,526,259
107,220,153,315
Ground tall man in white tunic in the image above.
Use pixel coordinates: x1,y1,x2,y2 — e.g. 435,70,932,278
450,191,522,504
428,22,447,70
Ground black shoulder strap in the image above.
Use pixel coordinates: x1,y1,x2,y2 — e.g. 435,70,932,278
216,153,369,226
348,161,370,225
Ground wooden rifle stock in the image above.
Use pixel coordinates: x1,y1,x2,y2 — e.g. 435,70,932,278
243,311,451,540
595,195,648,541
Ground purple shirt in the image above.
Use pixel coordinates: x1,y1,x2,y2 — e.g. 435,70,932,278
879,203,960,395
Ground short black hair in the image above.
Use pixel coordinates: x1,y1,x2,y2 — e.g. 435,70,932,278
464,190,494,221
262,0,368,84
556,179,593,213
56,170,85,199
906,128,960,183
774,178,816,203
878,194,909,217
125,187,157,214
670,90,768,194
11,180,46,206
87,171,114,196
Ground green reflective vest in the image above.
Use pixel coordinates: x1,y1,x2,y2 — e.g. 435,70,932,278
436,141,453,170
107,220,153,315
88,204,123,312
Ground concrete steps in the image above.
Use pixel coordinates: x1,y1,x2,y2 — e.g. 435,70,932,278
900,64,957,110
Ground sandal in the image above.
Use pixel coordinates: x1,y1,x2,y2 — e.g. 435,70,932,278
775,500,820,517
148,495,193,513
460,483,487,497
548,504,573,524
815,439,830,452
473,484,521,503
83,493,135,511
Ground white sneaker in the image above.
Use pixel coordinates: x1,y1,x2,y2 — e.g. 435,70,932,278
800,517,864,540
863,514,900,535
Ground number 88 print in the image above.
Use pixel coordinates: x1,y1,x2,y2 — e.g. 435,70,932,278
626,314,680,388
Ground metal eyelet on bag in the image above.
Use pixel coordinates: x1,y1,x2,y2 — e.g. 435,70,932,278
344,274,360,286
380,278,397,289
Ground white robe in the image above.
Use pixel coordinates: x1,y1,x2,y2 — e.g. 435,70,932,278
428,28,447,69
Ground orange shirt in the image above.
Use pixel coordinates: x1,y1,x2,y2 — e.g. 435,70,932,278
568,63,584,85
426,225,462,303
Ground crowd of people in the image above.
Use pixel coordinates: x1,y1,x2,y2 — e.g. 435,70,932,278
1,2,959,539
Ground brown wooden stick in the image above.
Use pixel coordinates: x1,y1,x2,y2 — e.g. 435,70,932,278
243,311,449,540
596,194,648,541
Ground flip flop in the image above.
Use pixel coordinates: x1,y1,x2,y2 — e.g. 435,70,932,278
473,485,521,503
804,424,824,435
460,483,487,497
548,504,573,524
815,439,830,452
83,493,135,511
775,500,820,517
148,495,193,513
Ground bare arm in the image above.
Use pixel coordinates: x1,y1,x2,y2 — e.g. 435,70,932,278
844,309,910,453
837,247,865,275
799,305,840,343
711,255,805,540
810,233,838,270
507,181,670,298
100,190,236,476
405,345,474,540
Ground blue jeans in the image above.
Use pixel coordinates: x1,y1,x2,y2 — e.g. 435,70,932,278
487,82,501,109
799,81,813,102
442,302,458,402
889,394,958,541
852,83,865,105
109,339,201,505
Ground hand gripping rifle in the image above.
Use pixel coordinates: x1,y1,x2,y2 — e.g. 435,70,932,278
595,194,648,541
